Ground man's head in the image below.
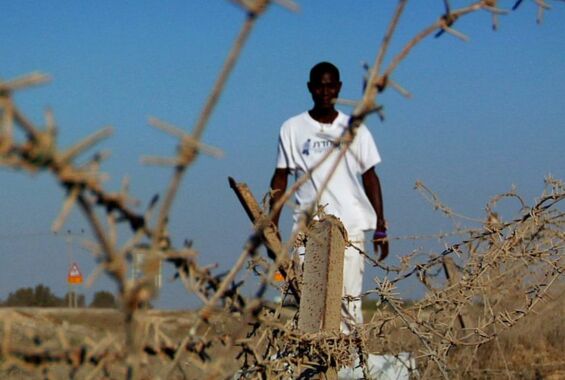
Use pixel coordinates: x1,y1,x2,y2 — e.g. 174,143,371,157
309,61,340,83
308,62,342,112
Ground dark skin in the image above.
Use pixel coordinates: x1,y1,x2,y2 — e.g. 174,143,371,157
269,70,389,261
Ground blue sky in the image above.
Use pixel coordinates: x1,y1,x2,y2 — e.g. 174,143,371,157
1,1,564,308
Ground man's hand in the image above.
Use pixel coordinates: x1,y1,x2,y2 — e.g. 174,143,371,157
373,229,389,261
361,168,388,261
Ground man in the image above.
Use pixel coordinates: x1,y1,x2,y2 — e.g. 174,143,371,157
269,61,388,330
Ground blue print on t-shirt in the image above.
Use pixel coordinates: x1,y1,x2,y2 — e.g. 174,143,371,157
302,139,311,156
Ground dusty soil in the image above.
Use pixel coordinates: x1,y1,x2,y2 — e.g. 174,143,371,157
1,304,563,379
0,307,242,379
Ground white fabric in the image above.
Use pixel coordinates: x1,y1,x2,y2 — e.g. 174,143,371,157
341,231,365,333
278,111,381,332
239,352,416,380
338,352,416,379
276,111,381,233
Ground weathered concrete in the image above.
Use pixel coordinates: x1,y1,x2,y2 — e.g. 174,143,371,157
298,216,347,333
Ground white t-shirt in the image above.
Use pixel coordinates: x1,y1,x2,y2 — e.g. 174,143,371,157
276,111,381,233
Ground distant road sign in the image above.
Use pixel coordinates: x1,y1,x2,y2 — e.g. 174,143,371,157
68,262,83,284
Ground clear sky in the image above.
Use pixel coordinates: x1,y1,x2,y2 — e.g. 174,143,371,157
1,1,564,308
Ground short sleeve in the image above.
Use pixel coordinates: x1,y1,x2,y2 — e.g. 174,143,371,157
356,124,381,173
275,123,295,170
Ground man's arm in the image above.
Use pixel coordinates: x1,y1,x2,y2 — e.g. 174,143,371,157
362,167,389,261
269,168,289,229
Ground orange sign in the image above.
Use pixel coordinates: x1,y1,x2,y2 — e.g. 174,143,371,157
67,262,83,284
273,271,285,282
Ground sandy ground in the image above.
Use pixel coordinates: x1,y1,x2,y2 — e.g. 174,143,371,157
0,307,228,379
1,305,563,379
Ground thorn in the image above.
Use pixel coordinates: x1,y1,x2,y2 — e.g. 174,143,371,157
230,0,269,15
148,116,186,139
388,78,412,98
272,0,299,12
85,150,111,167
435,12,463,39
149,194,160,210
44,107,57,136
60,126,113,163
148,117,223,159
365,105,386,122
442,25,470,42
0,72,51,92
492,14,499,30
512,0,524,10
85,264,105,288
482,1,509,31
181,137,223,159
141,156,179,167
144,194,160,226
77,152,104,174
537,6,544,24
52,186,81,232
443,0,451,13
534,0,551,10
483,5,509,15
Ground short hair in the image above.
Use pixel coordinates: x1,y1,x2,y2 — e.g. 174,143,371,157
309,61,340,82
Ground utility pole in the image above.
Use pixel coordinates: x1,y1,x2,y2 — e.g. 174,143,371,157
63,229,84,308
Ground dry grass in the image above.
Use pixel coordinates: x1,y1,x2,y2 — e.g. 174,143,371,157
0,290,562,379
362,283,565,379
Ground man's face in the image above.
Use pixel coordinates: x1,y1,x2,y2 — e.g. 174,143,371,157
308,71,342,110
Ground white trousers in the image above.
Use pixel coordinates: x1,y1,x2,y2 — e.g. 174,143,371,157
341,231,365,332
294,228,365,333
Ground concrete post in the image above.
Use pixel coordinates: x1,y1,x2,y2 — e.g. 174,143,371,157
297,216,348,380
298,215,348,333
